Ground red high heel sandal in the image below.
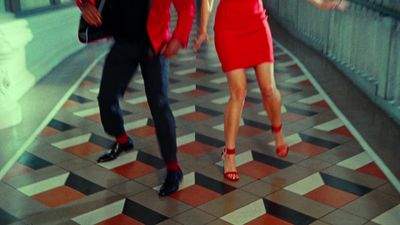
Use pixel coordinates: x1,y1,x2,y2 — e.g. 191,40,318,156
221,148,239,181
272,124,289,158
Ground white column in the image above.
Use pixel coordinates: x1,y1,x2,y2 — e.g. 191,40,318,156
0,16,34,129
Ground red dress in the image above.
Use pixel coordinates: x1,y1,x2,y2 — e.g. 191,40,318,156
214,0,274,72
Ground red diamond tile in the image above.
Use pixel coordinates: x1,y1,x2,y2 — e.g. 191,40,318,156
356,162,388,180
39,127,60,136
331,126,353,137
87,114,102,123
188,72,207,78
171,185,220,207
33,185,85,208
238,126,264,137
246,214,293,225
140,102,150,109
238,161,279,179
65,142,103,157
127,126,156,138
312,100,330,109
112,161,156,179
300,80,312,86
178,141,215,156
96,214,144,225
180,112,212,123
275,54,292,62
62,100,80,108
290,142,327,156
79,80,93,88
3,163,33,180
304,185,358,208
184,89,209,97
281,112,307,123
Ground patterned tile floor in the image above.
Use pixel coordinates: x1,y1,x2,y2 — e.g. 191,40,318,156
1,13,400,225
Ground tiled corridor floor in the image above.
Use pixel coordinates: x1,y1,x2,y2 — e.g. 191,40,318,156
1,11,400,225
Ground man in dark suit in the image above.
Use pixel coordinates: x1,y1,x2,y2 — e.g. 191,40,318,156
77,0,194,196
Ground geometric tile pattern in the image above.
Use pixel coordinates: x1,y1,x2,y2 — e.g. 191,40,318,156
285,172,372,208
0,8,398,225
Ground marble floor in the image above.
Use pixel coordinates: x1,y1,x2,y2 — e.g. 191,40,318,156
0,8,399,225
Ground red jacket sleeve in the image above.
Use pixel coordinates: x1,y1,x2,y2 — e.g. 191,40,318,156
171,0,195,48
76,0,96,8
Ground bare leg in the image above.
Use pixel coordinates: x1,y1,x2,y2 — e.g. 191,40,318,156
224,69,247,180
254,62,288,156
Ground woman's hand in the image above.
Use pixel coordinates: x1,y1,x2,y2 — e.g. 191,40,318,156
193,32,209,52
308,0,349,11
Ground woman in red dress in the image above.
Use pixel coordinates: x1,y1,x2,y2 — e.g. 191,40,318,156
194,0,348,181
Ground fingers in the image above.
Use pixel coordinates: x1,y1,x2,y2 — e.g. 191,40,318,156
193,34,209,52
81,3,102,26
337,0,349,11
162,39,182,58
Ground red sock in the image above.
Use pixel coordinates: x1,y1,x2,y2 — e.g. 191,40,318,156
116,134,129,144
166,161,179,171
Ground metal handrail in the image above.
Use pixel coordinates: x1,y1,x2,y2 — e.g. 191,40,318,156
349,0,400,20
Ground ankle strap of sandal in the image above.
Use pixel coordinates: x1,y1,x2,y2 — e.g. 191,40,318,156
224,147,236,155
271,124,283,133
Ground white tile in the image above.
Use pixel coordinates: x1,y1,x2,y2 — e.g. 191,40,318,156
125,96,147,105
212,96,229,104
18,173,69,196
72,199,125,225
284,173,324,195
285,75,308,84
173,105,195,117
372,204,400,225
221,199,266,225
125,118,148,130
337,152,373,170
89,88,100,94
74,107,100,117
134,78,144,84
52,133,91,149
210,77,227,84
177,133,195,146
174,68,196,76
213,124,225,131
314,118,343,131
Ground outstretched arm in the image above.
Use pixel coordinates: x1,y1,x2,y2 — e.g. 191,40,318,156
193,0,214,51
307,0,349,11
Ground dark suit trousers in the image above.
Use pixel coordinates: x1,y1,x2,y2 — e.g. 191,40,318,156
97,39,177,163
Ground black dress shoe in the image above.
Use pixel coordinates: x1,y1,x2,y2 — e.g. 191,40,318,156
97,139,134,163
159,168,183,196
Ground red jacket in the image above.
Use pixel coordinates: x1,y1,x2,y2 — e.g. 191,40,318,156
76,0,194,54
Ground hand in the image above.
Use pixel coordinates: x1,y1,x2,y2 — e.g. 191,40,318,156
161,38,182,58
193,32,209,52
80,1,102,26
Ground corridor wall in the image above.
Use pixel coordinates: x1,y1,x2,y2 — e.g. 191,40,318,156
265,0,400,124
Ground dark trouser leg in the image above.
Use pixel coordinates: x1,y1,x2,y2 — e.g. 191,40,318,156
140,55,177,163
98,42,140,137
